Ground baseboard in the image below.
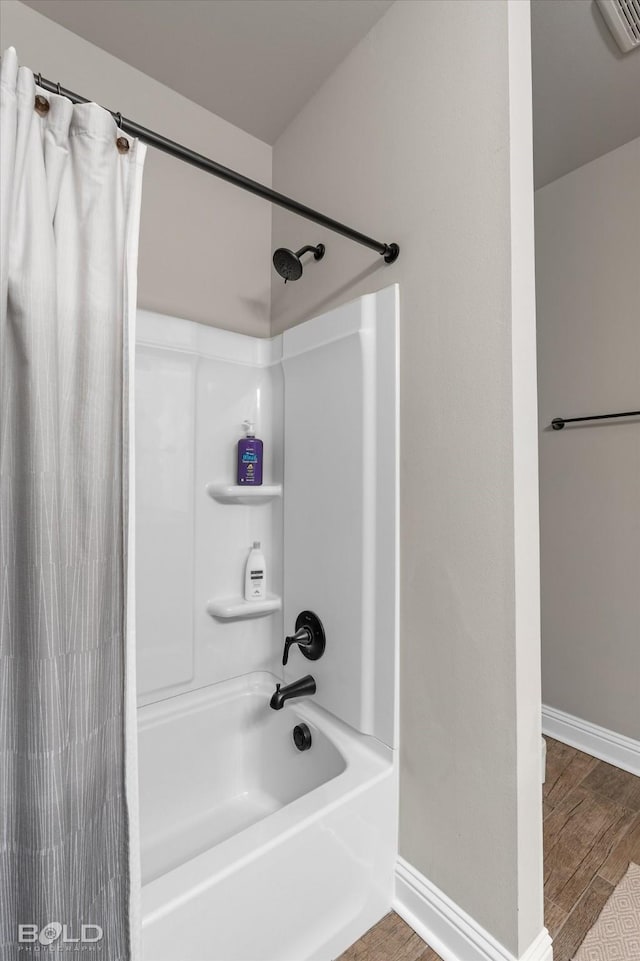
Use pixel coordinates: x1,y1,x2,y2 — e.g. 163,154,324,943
542,705,640,777
394,857,552,961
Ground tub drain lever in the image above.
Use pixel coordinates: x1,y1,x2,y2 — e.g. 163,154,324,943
282,611,326,666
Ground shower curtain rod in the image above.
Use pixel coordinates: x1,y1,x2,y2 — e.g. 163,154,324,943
33,71,400,265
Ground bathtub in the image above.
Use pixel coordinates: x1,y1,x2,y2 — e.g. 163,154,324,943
138,673,397,961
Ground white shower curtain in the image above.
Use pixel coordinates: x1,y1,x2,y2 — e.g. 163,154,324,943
0,48,145,960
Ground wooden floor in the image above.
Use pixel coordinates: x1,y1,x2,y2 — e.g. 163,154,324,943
336,911,442,961
336,737,640,961
543,737,640,961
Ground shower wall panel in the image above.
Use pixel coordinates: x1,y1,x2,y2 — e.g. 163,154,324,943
282,287,398,748
136,344,196,696
135,289,398,741
135,311,283,705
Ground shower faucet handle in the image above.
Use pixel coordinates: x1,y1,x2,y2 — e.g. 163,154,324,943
283,627,312,666
282,611,326,666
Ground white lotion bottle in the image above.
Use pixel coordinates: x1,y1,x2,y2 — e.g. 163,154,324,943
244,542,266,601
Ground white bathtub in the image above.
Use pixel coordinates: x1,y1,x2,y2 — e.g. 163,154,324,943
138,673,397,961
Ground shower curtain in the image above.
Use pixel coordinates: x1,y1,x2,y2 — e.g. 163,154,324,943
0,48,145,960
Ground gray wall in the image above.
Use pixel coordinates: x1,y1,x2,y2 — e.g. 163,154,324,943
536,137,640,740
272,1,543,955
1,0,272,335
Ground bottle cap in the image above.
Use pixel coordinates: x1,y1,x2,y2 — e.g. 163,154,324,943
252,541,260,549
242,419,255,437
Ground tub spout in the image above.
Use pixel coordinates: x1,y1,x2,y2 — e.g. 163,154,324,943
270,674,316,711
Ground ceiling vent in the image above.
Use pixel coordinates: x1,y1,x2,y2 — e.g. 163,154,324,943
596,0,640,53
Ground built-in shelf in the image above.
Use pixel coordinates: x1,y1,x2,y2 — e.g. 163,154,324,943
206,483,282,504
206,594,282,620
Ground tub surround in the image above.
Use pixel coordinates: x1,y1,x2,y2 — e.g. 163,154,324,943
282,289,399,747
135,310,284,704
136,288,398,745
135,288,399,960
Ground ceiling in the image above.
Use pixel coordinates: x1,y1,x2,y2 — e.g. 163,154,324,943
531,0,640,188
22,0,640,185
21,0,394,145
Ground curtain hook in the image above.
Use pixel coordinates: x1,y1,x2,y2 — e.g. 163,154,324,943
34,94,50,116
35,72,42,87
115,112,123,129
56,81,61,96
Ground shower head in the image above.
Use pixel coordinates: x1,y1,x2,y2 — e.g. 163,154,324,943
273,243,325,283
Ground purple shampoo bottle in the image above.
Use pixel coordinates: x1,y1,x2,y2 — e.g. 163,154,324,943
237,420,263,485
